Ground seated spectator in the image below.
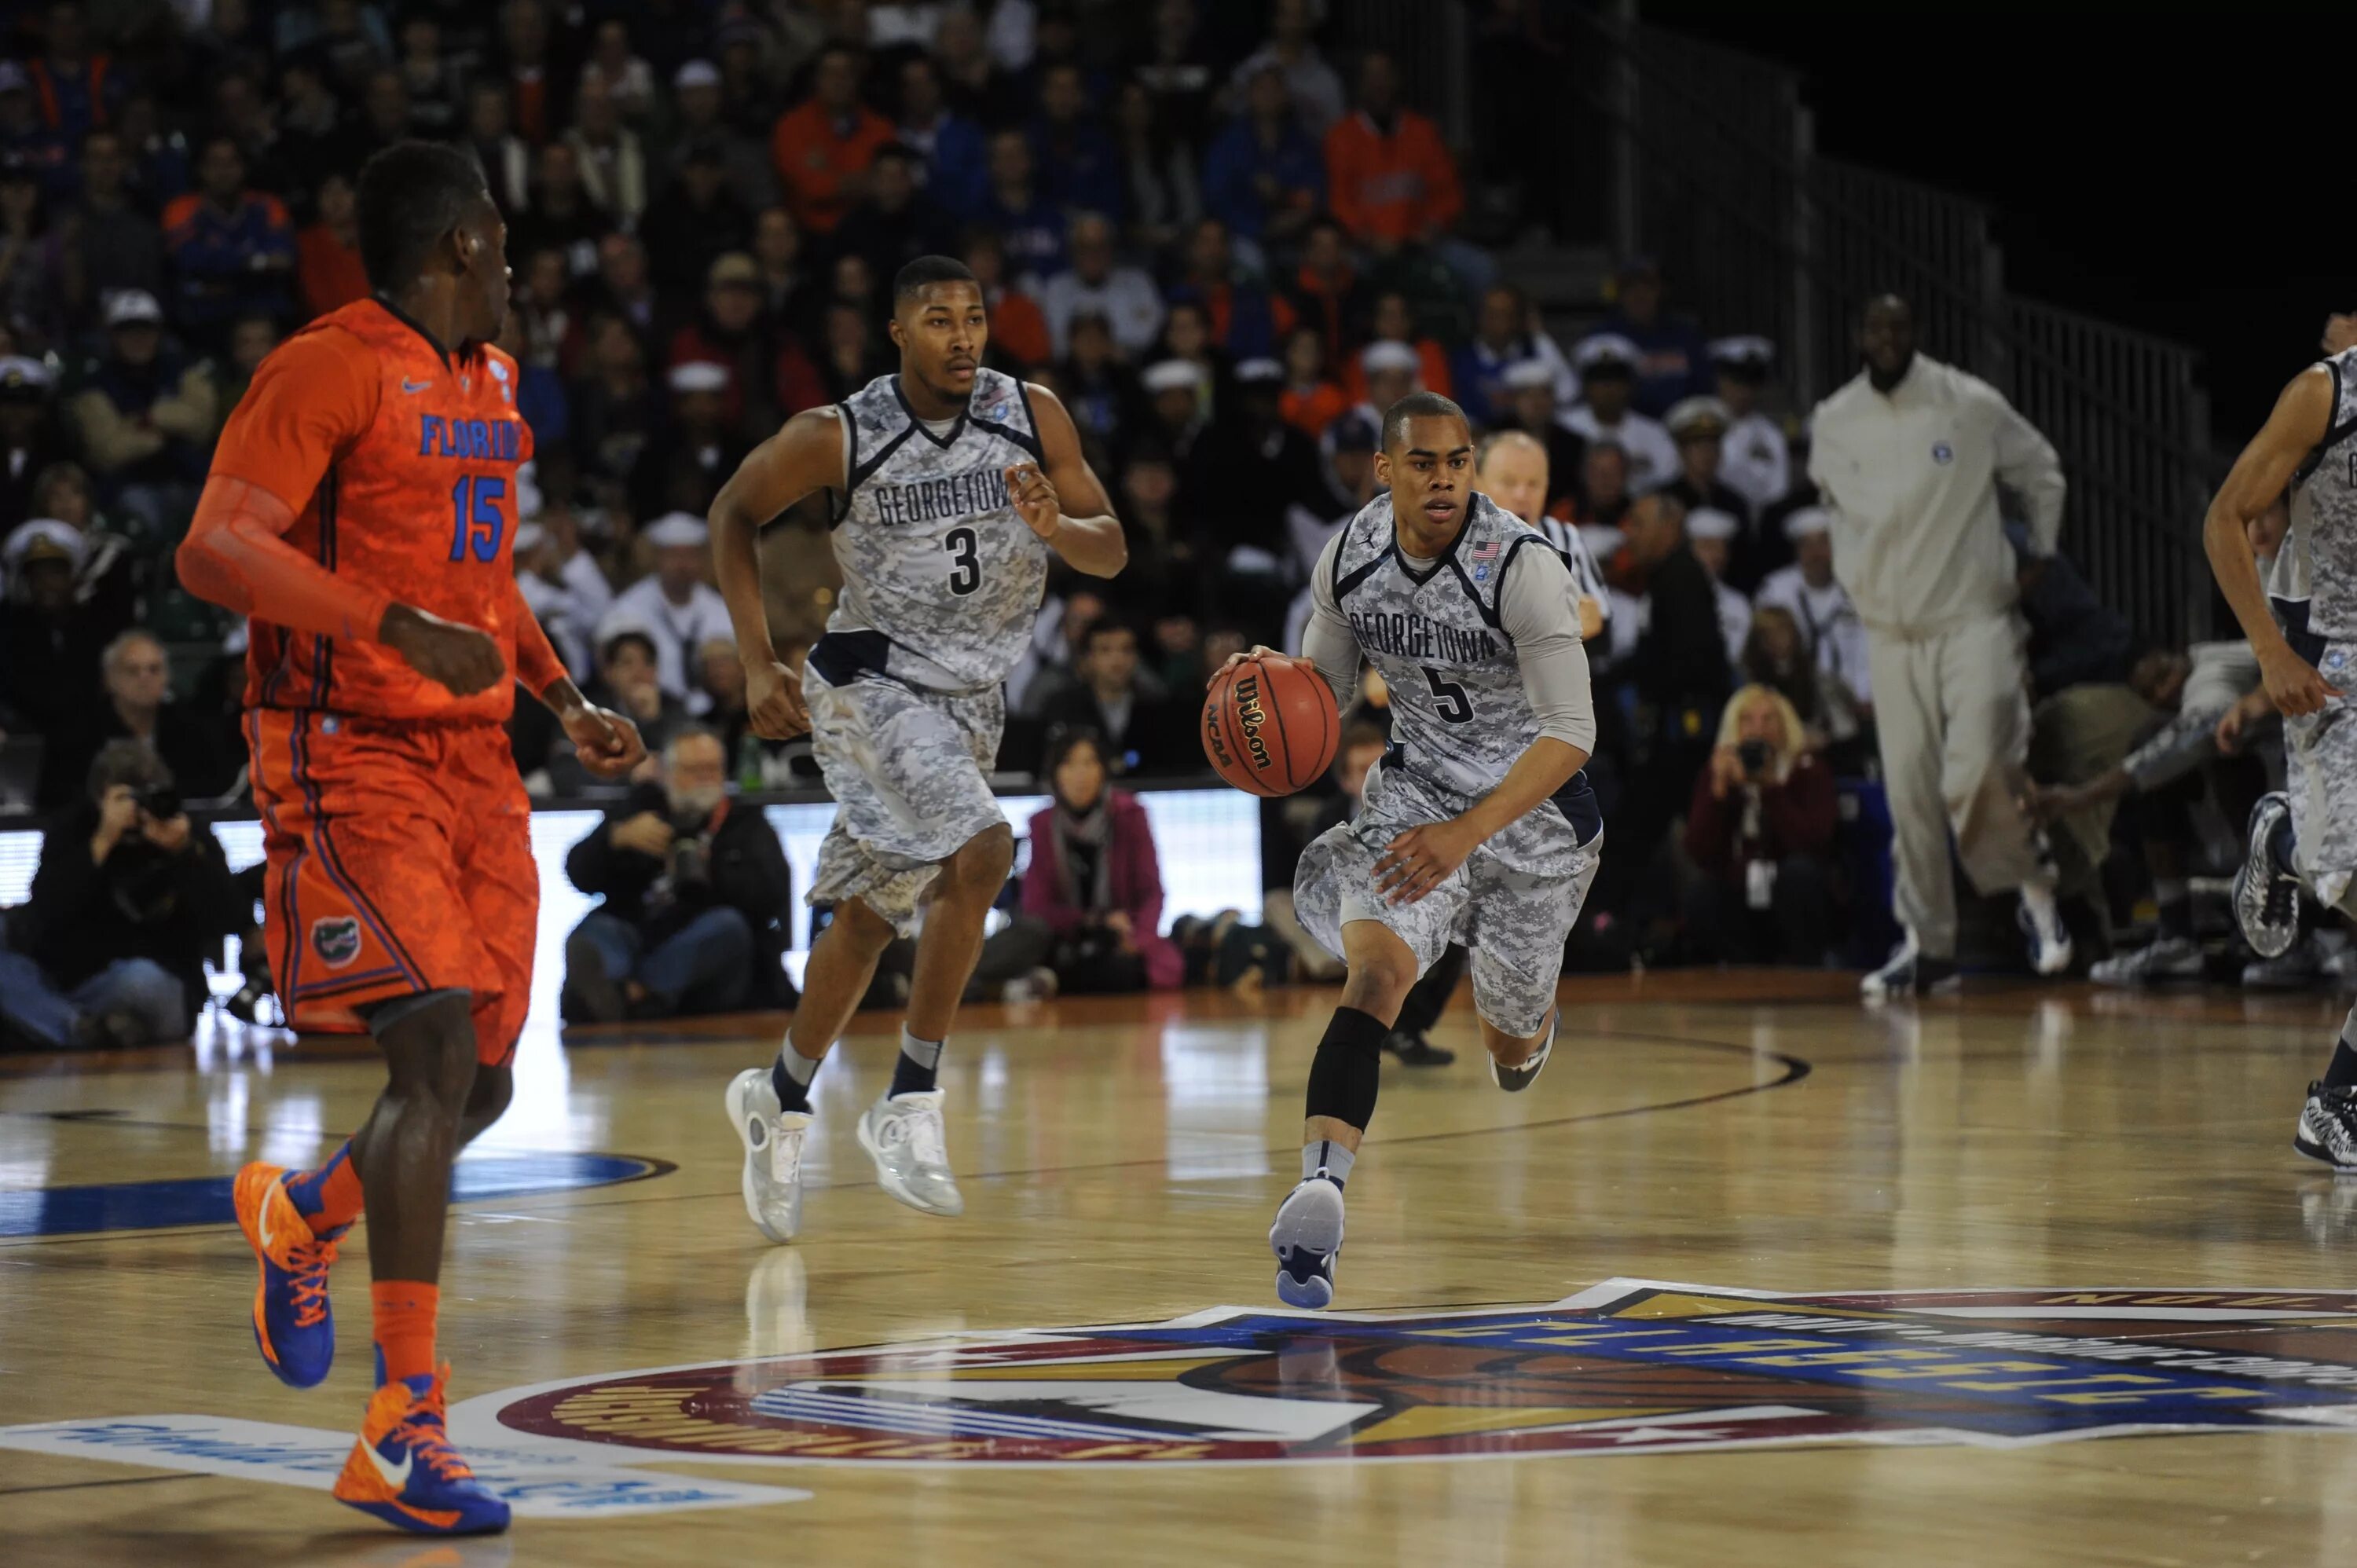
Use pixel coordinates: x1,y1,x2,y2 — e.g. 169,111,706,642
1282,218,1370,371
1279,324,1347,441
1710,335,1791,518
1351,340,1421,430
1754,507,1872,713
1564,335,1677,493
460,81,533,217
1740,605,1864,765
603,512,735,707
1682,685,1839,965
754,207,823,347
1058,311,1145,451
0,153,57,354
1204,62,1326,254
29,461,135,621
1152,299,1228,416
1323,49,1490,295
1013,584,1111,717
1454,284,1577,430
979,129,1066,283
561,725,794,1023
698,639,755,764
1498,361,1589,517
667,255,778,433
37,629,232,809
568,628,687,785
1664,399,1761,581
566,77,648,229
896,55,987,219
161,137,294,347
666,59,779,214
643,141,755,302
295,172,368,320
587,231,661,350
629,361,749,519
578,16,656,126
511,142,614,283
2011,521,2132,699
398,14,468,138
1019,728,1181,993
1110,445,1193,617
1030,62,1124,219
0,741,240,1050
1600,257,1713,418
1132,0,1219,152
1343,291,1450,404
1172,217,1292,362
515,518,604,679
68,291,220,532
832,143,955,299
770,44,895,237
57,130,165,327
1113,79,1200,254
1039,617,1180,775
816,299,892,401
570,313,658,496
0,518,115,739
1229,0,1347,137
1040,211,1164,359
1186,358,1321,636
27,5,126,148
932,5,1024,129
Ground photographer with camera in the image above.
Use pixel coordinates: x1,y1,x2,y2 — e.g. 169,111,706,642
560,724,796,1024
0,741,243,1050
1682,684,1840,966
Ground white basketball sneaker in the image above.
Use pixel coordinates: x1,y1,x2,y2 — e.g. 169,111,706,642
856,1090,964,1216
725,1068,812,1244
1270,1174,1345,1310
2017,885,2074,976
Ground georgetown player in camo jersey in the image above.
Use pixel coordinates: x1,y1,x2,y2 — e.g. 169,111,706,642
2207,338,2357,1170
1220,392,1602,1307
709,257,1124,1241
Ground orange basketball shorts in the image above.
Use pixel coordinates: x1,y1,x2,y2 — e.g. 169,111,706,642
247,710,537,1066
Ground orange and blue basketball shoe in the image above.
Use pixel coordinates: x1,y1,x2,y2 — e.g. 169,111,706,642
232,1162,342,1388
333,1365,511,1534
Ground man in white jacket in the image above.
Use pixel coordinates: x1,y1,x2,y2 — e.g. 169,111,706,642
1809,295,2072,996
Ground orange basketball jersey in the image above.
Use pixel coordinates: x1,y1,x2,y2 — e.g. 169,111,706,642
209,297,536,723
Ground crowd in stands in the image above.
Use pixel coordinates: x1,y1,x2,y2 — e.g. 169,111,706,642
0,2,2312,1050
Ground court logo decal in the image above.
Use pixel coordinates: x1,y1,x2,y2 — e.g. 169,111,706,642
0,1414,808,1516
310,914,361,967
482,1282,2357,1465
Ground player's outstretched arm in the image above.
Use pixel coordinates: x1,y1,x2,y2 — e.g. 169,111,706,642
709,407,846,738
2204,367,2337,716
511,581,646,776
1010,383,1126,578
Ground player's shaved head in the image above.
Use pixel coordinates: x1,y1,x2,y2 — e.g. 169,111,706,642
1381,390,1468,456
357,141,492,294
893,255,979,311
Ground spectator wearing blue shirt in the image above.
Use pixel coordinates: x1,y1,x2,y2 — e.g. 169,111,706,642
1452,284,1578,429
1202,62,1325,254
1030,62,1125,222
24,5,129,148
0,64,72,200
161,137,293,347
979,129,1067,284
896,57,988,222
1599,256,1713,419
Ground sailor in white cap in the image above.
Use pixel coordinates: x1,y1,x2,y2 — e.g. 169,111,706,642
3,516,85,595
597,512,732,712
1142,357,1210,441
1752,506,1871,709
1710,335,1791,516
513,518,598,678
1351,339,1422,430
1494,358,1587,513
1684,507,1752,669
1563,334,1677,493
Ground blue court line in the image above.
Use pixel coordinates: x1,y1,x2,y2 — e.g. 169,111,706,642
0,1152,669,1238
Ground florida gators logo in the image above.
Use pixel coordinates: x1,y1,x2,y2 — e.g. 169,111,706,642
310,916,362,969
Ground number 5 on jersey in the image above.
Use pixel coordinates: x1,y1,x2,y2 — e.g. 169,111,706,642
449,475,507,562
1423,665,1473,723
945,526,981,595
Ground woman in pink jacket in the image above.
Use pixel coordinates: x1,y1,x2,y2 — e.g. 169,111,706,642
1021,729,1182,992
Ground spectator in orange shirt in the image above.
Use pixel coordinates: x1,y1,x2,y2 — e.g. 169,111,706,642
768,45,894,236
295,172,368,319
1279,324,1347,441
961,227,1052,372
1321,50,1494,295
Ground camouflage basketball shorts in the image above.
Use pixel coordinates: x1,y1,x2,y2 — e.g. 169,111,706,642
1292,760,1600,1037
2286,648,2357,914
803,665,1007,936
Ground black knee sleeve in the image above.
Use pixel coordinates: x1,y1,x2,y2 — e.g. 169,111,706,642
1304,1006,1388,1131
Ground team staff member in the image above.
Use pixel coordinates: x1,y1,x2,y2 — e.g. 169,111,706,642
1809,293,2071,997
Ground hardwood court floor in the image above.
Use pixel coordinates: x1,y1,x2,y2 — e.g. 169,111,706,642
8,973,2357,1566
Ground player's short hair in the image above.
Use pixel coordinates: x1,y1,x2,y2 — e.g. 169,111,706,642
1380,391,1468,454
356,140,490,293
893,255,978,310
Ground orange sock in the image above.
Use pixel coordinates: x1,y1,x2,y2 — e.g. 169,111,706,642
285,1141,365,1236
371,1280,439,1387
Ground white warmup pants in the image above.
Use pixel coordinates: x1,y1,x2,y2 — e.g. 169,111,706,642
1865,614,2048,959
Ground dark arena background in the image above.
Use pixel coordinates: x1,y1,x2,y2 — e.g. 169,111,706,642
5,3,2355,1565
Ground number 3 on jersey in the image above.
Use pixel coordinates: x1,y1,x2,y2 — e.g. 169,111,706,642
945,526,981,595
448,475,507,562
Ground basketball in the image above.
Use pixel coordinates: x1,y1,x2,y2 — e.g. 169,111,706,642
1201,656,1339,797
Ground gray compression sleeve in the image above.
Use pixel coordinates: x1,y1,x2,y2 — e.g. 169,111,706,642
1497,544,1597,755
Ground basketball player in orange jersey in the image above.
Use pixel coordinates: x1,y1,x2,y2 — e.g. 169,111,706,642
175,141,644,1536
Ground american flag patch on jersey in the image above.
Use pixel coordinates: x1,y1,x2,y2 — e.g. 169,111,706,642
1472,541,1499,560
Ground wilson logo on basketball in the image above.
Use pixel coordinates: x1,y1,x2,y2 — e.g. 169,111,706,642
1200,656,1338,797
1233,675,1275,775
485,1282,2357,1466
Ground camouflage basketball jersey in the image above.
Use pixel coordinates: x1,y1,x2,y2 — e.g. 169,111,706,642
824,368,1050,691
1330,491,1582,804
2285,346,2357,642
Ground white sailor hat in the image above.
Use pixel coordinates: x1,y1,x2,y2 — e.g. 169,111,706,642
1234,357,1283,384
1500,357,1556,391
0,354,49,397
3,517,84,570
673,59,721,90
1708,334,1775,370
644,512,710,548
1665,396,1732,438
667,360,731,394
1572,333,1640,373
1142,358,1205,393
1359,340,1420,376
1783,506,1833,540
1685,507,1739,543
